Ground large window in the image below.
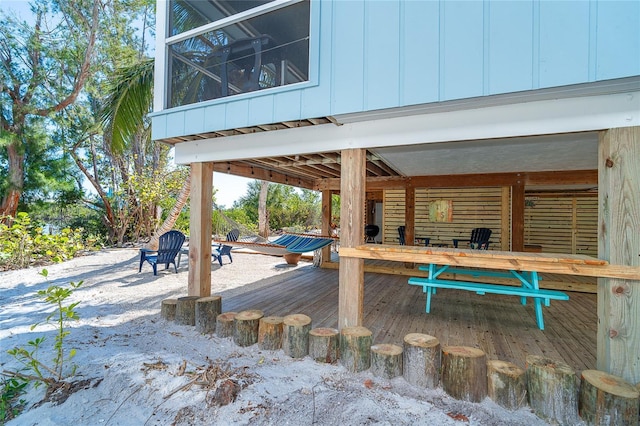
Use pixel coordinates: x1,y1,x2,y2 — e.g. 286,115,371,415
167,0,310,108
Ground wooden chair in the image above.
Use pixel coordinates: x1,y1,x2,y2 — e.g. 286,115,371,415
453,228,492,250
398,226,430,246
213,229,240,266
138,230,186,275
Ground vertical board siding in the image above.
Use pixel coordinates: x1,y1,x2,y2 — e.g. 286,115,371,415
524,194,597,255
596,1,640,80
364,1,400,110
538,1,590,87
248,96,275,126
383,189,405,244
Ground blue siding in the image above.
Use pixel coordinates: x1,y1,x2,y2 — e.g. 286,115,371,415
154,0,640,140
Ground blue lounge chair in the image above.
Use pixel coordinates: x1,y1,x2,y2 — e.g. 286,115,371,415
139,230,186,275
453,228,492,250
213,229,240,266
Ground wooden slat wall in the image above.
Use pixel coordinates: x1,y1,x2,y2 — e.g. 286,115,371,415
524,194,597,255
383,187,503,247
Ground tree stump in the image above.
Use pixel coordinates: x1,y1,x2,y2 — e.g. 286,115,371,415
487,360,527,410
309,327,340,364
258,316,284,350
340,326,372,373
216,312,237,338
526,355,579,425
371,344,403,379
160,299,177,321
403,333,440,388
195,296,222,334
579,369,639,425
175,296,199,326
234,310,264,347
282,314,312,358
441,346,487,403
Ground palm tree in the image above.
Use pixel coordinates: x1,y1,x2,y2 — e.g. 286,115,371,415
101,59,191,250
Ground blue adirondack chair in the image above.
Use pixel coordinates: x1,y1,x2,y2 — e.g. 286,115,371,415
213,229,240,266
139,230,186,275
453,228,492,250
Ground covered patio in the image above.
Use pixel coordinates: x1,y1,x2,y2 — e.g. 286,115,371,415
219,258,597,374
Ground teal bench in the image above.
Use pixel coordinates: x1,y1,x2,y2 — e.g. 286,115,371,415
408,264,569,330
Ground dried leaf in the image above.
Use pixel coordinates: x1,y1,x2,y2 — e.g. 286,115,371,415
363,379,374,389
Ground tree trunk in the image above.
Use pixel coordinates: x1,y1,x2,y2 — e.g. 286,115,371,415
526,355,579,425
147,172,191,250
0,144,24,220
258,180,269,238
578,369,639,425
441,346,487,403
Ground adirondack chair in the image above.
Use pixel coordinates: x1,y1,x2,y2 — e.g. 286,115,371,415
138,230,186,275
213,229,240,266
453,227,492,250
398,226,430,246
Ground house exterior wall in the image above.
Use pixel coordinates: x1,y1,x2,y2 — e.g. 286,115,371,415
152,0,640,141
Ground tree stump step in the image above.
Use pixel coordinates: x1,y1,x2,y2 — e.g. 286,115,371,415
526,355,579,425
195,296,222,334
160,299,177,321
403,333,440,389
370,343,403,379
441,345,487,403
487,360,527,410
282,314,312,358
216,312,237,338
175,296,199,326
234,309,264,347
340,326,372,373
258,316,284,350
309,327,339,364
579,369,639,425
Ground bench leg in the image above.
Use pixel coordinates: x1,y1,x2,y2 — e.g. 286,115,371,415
534,298,544,330
426,287,433,313
520,296,527,305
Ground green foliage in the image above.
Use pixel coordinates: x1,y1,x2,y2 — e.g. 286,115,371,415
0,377,27,423
6,270,83,387
0,213,102,271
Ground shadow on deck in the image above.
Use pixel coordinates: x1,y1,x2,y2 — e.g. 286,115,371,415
218,262,596,373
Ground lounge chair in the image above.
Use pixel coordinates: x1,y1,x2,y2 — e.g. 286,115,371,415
453,228,492,250
139,230,186,275
212,229,240,266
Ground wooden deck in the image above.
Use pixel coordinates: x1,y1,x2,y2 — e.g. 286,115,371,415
218,262,597,373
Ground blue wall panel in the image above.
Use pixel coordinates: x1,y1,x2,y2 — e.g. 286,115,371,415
273,90,303,121
488,1,534,94
364,1,400,110
596,1,640,80
331,0,365,114
400,1,440,106
203,104,227,132
441,1,484,100
301,0,332,118
184,107,204,135
224,101,250,129
539,1,590,87
248,96,275,127
165,110,185,138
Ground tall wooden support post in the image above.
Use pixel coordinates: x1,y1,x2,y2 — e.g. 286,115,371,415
500,187,511,251
188,162,213,297
338,149,366,328
321,190,332,265
511,180,525,252
598,127,640,385
404,183,415,246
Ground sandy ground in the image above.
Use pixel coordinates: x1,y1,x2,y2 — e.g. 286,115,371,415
0,248,554,425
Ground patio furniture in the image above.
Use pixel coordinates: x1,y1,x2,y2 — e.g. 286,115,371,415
453,228,492,250
212,229,240,266
398,226,430,246
365,224,379,243
138,230,186,275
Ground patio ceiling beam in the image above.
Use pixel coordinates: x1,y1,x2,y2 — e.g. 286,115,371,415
212,162,315,189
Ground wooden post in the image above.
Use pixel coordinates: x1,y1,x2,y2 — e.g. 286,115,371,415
403,333,441,389
487,360,527,410
282,314,312,358
195,296,221,334
511,180,525,251
441,346,487,403
321,190,332,266
309,327,340,364
175,296,199,326
188,162,213,297
216,312,237,338
598,127,640,385
526,355,579,425
258,316,284,350
579,369,639,425
161,299,177,321
370,344,403,379
340,326,372,373
405,183,415,246
338,148,366,328
501,187,511,251
234,310,264,347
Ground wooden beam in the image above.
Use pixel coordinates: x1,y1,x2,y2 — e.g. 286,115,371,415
501,187,511,251
212,162,315,189
321,190,332,266
597,126,640,384
316,176,407,191
405,184,415,246
188,162,213,297
512,181,525,251
338,148,366,328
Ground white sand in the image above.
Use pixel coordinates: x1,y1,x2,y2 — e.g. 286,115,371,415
0,248,554,425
